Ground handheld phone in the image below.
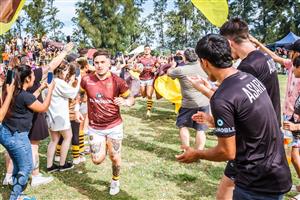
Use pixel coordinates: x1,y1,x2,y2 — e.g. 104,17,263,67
47,71,53,84
6,69,14,85
75,67,80,77
66,35,71,43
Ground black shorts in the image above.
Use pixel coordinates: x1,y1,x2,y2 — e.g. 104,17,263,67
28,112,49,141
176,106,209,131
224,160,237,181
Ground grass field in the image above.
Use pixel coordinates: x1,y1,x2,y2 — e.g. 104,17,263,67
0,74,298,200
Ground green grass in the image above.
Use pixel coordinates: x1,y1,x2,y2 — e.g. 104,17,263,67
0,74,297,200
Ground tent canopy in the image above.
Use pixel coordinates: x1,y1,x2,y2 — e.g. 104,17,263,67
275,32,300,46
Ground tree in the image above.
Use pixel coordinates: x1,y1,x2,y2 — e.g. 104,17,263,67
73,0,143,53
138,15,155,46
45,0,65,41
152,0,168,48
23,0,48,36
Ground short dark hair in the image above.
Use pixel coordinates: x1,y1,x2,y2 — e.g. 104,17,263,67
93,49,111,60
195,34,233,68
220,17,249,44
184,48,198,62
294,56,300,68
78,48,88,57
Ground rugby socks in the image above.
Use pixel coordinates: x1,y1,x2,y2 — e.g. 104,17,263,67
112,175,120,181
72,145,80,159
112,165,121,181
147,99,153,111
56,145,61,157
79,130,85,154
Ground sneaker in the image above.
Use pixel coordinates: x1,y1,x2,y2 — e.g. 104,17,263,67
31,173,53,187
291,185,300,192
47,164,59,173
73,156,86,165
146,110,151,117
59,162,74,172
109,180,120,195
2,175,13,186
54,155,60,162
293,194,300,200
17,195,36,200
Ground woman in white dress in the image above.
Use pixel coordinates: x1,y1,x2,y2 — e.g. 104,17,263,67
46,61,81,172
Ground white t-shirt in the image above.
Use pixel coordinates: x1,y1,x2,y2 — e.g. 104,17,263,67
46,77,81,131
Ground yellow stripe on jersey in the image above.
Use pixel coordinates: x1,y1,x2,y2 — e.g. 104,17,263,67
120,90,130,98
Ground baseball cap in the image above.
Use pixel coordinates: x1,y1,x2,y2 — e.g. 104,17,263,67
66,53,79,63
285,39,300,52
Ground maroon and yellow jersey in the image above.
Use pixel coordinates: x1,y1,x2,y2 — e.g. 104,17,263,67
81,72,130,130
138,56,157,80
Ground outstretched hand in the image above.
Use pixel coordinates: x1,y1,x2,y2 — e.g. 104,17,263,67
187,75,213,97
64,42,74,53
192,111,214,127
176,145,200,163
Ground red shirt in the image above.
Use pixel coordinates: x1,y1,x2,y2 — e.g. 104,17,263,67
81,73,129,130
138,56,157,80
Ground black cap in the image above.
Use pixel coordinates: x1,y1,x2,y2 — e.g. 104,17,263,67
285,39,300,52
66,53,79,63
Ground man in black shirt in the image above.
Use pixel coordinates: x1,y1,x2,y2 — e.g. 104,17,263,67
176,34,291,200
210,18,282,199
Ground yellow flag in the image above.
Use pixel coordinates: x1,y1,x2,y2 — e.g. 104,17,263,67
154,75,182,113
191,0,228,27
0,0,26,35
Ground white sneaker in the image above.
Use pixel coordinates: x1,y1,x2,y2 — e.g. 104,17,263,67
109,180,120,195
2,174,13,186
31,173,53,187
73,156,86,165
54,155,60,162
294,194,300,200
146,110,151,117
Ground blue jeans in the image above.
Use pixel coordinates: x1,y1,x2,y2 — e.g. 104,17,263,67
233,186,284,200
0,124,33,200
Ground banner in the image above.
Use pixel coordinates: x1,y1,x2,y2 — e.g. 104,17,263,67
154,75,182,113
191,0,228,27
0,0,26,35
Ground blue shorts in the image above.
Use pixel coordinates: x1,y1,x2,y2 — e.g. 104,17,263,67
176,106,209,131
233,186,283,200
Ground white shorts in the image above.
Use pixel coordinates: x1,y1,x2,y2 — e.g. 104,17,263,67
88,123,123,143
140,79,154,86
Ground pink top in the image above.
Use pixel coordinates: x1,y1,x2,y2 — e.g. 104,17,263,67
283,59,300,119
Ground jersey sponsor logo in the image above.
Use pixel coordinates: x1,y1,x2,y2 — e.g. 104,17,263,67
267,58,277,74
89,98,113,104
217,119,224,127
242,78,266,103
215,127,235,134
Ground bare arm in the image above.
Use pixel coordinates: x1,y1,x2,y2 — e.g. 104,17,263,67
114,95,135,107
33,82,47,98
249,35,287,65
176,136,236,163
41,43,74,81
127,53,139,63
187,76,215,99
0,83,15,122
28,82,55,112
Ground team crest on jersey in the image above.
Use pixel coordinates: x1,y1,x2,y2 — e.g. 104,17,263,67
96,93,103,99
